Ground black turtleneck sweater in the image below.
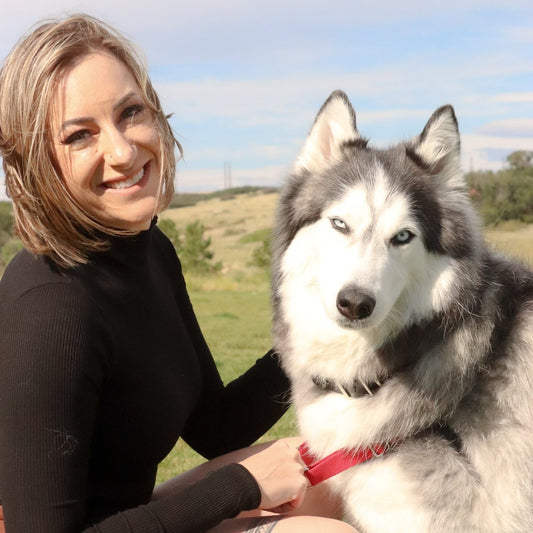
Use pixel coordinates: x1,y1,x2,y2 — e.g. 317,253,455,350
0,222,290,532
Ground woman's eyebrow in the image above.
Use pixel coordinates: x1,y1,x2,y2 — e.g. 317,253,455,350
58,116,92,136
112,90,137,112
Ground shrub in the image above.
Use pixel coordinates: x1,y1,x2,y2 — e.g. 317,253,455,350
157,217,181,251
0,202,15,247
181,220,222,275
249,236,272,269
1,238,23,267
158,218,222,275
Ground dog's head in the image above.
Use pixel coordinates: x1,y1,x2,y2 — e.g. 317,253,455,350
272,91,482,348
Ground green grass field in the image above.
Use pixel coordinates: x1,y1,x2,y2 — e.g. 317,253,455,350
156,191,533,484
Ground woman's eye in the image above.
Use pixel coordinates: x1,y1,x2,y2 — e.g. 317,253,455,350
61,129,92,146
121,104,145,122
391,229,415,246
330,217,349,232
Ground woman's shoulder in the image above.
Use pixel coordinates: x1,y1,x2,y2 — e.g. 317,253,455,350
0,248,114,376
1,247,79,301
152,223,180,260
151,223,186,279
0,248,102,327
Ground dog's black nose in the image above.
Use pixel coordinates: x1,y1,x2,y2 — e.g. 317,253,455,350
336,287,376,320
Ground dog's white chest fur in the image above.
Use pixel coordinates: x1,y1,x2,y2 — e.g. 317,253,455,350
329,458,433,533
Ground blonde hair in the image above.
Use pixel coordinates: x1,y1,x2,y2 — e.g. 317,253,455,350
0,13,181,267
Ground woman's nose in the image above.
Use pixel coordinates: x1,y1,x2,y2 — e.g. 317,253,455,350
102,127,136,167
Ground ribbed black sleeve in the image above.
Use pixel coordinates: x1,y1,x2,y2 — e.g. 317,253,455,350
85,464,260,533
0,223,290,532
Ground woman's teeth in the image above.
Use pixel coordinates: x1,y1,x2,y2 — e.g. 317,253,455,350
108,167,144,190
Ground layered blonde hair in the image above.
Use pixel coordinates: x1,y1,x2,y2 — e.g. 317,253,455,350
0,14,181,267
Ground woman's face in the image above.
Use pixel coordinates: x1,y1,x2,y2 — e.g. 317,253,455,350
51,52,162,231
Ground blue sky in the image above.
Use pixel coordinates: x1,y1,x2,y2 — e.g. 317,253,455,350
0,0,532,198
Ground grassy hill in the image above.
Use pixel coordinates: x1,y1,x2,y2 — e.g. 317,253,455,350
161,188,279,290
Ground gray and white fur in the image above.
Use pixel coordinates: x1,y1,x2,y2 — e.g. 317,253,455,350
272,90,533,532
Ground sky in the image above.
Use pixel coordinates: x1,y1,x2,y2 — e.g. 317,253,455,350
0,0,532,199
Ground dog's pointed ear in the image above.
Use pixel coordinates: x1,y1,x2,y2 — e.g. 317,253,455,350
294,90,361,173
414,105,460,170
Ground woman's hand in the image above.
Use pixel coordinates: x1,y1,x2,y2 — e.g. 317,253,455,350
239,438,309,514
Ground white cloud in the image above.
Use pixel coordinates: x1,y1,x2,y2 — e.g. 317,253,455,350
461,133,533,172
183,141,302,164
477,119,533,138
156,70,468,135
490,92,533,104
176,163,289,192
501,26,533,44
463,133,533,152
461,151,506,173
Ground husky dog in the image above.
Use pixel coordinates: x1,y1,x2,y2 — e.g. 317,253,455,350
272,90,533,532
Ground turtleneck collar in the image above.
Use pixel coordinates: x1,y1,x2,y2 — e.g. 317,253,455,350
85,217,159,273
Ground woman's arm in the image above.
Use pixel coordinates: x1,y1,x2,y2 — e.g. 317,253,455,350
173,278,291,457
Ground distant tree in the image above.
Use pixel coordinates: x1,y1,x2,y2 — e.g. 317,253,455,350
0,203,22,273
465,153,533,225
507,150,533,170
157,217,222,274
180,220,222,274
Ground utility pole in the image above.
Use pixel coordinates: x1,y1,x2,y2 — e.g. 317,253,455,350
224,161,232,189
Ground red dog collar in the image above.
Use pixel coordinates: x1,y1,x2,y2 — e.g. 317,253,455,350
298,441,392,486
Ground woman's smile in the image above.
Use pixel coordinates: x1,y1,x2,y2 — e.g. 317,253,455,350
102,161,151,191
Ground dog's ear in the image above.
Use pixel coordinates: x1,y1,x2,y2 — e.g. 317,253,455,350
294,90,360,173
414,105,460,171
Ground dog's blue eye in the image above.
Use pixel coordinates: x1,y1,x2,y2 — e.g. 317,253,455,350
391,230,415,246
330,217,349,232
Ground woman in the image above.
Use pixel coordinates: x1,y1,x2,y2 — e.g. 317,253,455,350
0,14,356,533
